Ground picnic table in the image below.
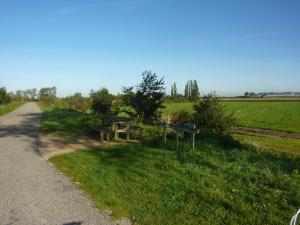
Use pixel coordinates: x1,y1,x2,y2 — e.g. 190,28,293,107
88,125,110,142
102,115,143,141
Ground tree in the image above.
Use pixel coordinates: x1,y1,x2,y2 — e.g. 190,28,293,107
123,71,165,123
0,85,11,104
30,88,37,100
39,87,57,104
193,92,235,137
170,82,177,99
192,80,199,99
184,83,189,99
66,92,87,112
184,80,200,100
90,88,113,115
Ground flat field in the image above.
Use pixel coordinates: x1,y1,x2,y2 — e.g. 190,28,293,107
164,101,300,134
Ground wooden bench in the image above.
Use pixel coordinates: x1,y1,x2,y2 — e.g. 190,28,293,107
88,125,110,142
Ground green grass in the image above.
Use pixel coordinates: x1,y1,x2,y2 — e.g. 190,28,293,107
0,102,25,116
234,133,300,156
164,101,300,134
39,103,102,139
50,143,300,225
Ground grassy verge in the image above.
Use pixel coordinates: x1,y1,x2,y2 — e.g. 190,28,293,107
0,102,25,116
38,103,102,140
50,142,300,225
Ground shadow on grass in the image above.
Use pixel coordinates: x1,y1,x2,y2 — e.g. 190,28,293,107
40,107,102,138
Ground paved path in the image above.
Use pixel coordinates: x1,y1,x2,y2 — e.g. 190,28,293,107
0,103,113,225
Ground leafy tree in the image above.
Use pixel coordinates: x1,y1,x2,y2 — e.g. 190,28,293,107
0,85,11,104
90,88,113,115
184,80,200,100
123,71,165,123
66,92,87,112
193,92,235,137
39,87,57,104
184,82,189,99
30,88,37,100
171,82,177,99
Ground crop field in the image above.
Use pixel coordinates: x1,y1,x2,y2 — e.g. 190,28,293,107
164,101,300,134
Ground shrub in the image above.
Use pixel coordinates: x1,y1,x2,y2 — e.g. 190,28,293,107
169,110,191,125
90,88,113,115
193,92,235,137
0,86,11,104
66,92,88,112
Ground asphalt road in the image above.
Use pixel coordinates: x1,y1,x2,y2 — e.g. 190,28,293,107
0,103,113,225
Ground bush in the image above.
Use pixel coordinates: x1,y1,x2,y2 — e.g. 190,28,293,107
169,110,191,125
90,88,113,115
193,93,235,137
0,86,11,104
66,93,89,112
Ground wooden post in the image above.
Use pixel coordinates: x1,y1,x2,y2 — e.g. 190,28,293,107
192,132,195,150
176,130,179,150
115,124,118,140
126,124,130,141
163,127,167,145
107,132,110,142
100,132,104,142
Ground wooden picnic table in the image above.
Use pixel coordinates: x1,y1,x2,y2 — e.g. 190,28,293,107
102,115,143,141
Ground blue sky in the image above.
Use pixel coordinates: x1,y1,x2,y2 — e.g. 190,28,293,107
0,0,300,97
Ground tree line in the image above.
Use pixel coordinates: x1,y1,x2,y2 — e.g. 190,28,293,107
1,72,234,138
170,80,200,101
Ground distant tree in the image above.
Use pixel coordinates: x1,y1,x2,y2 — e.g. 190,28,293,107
171,82,177,99
0,85,11,104
193,92,235,137
39,87,57,104
123,71,165,123
184,80,200,100
66,92,87,112
30,88,37,100
191,80,200,100
184,83,189,99
90,88,113,115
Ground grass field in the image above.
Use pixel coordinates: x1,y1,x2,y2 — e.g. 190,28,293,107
50,143,300,225
0,102,25,116
234,133,300,156
40,103,300,224
164,101,300,134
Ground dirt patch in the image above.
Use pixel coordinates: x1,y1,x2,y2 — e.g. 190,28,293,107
234,127,300,139
38,134,114,160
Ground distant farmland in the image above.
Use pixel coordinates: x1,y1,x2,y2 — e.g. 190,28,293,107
164,100,300,134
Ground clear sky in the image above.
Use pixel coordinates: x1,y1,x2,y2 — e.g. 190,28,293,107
0,0,300,97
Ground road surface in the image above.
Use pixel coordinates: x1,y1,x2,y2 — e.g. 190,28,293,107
0,103,113,225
